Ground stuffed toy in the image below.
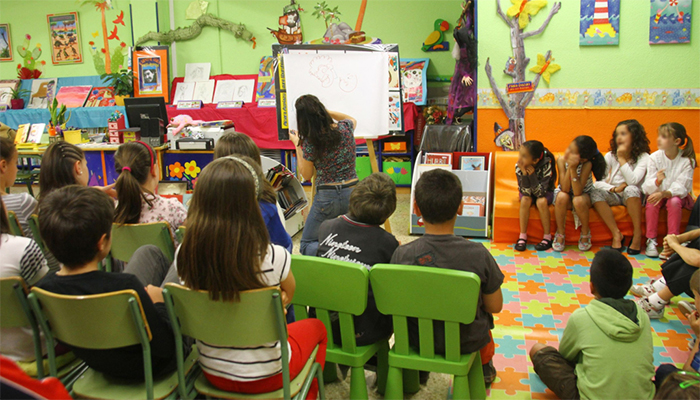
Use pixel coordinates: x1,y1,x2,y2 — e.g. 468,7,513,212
169,114,204,136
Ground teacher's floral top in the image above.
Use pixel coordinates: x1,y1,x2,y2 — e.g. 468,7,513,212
301,119,357,186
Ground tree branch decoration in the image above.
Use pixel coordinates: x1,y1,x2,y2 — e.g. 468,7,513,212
485,0,561,150
135,13,256,49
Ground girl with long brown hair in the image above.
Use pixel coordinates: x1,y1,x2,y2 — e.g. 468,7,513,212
214,132,292,252
174,156,327,397
113,141,186,242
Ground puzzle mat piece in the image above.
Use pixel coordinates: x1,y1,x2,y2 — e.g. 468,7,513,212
518,291,551,304
492,353,530,373
503,270,518,284
656,330,695,350
493,254,517,267
520,314,556,328
540,263,569,276
489,367,531,397
550,302,581,317
520,299,553,318
516,272,545,283
543,271,572,285
565,264,591,278
518,281,547,296
658,346,695,364
544,282,577,293
575,293,595,305
495,335,528,357
492,325,532,341
552,313,574,330
653,346,677,365
650,318,694,334
515,264,545,277
495,309,523,327
547,290,579,307
567,273,590,285
503,299,525,314
502,287,521,303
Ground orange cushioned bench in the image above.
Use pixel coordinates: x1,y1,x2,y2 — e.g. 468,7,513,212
493,151,700,246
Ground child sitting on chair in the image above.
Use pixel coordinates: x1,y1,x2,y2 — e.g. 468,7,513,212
390,169,504,385
530,249,655,400
36,186,181,379
316,172,398,346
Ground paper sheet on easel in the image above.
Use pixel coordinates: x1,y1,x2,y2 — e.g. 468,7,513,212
283,52,389,138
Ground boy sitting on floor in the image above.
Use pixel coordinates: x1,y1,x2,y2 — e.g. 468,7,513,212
36,186,179,379
316,172,398,346
390,169,504,384
530,249,655,400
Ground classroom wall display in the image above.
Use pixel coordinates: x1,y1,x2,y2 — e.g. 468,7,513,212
28,78,57,109
477,88,700,108
650,0,693,44
256,56,276,101
47,12,82,65
400,58,429,106
55,85,92,108
0,79,19,107
274,43,403,140
580,0,620,46
132,46,170,103
0,24,11,61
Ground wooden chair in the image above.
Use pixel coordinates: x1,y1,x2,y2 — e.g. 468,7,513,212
28,287,198,400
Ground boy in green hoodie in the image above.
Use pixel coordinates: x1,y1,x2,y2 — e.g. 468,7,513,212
529,249,655,400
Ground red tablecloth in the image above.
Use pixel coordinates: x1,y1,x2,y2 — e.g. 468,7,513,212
168,74,417,150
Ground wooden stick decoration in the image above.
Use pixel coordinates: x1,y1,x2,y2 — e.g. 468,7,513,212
355,0,368,31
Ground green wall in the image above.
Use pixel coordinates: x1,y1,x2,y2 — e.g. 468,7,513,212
1,0,698,91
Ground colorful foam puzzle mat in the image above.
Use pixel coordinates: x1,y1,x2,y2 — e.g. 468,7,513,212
480,241,694,399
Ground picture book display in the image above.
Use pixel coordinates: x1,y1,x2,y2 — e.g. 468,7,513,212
84,87,115,107
462,194,486,217
460,155,485,171
55,85,92,108
424,152,452,165
28,79,57,108
26,123,46,144
184,62,211,82
15,124,30,143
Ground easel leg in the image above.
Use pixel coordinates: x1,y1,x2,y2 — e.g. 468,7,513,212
366,139,392,234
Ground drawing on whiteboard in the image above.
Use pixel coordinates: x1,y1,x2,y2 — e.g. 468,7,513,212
338,74,357,92
309,55,336,88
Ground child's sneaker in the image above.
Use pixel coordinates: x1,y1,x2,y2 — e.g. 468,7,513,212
482,360,497,386
629,280,658,297
637,297,665,319
645,238,659,258
678,301,697,316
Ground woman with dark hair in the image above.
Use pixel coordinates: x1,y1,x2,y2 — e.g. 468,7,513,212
289,95,358,256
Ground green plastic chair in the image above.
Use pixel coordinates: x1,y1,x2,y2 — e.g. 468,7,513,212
8,211,24,236
163,284,325,400
369,264,487,400
28,287,199,400
291,255,389,399
15,156,41,197
103,221,176,272
0,277,85,386
174,226,185,244
27,214,47,254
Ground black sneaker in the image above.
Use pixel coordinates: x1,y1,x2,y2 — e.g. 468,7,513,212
483,361,497,386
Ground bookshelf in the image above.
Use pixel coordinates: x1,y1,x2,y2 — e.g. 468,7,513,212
260,156,308,237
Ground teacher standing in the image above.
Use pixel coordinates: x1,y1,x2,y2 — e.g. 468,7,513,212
289,95,358,256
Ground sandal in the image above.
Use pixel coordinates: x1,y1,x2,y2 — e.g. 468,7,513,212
627,237,641,256
611,233,625,252
579,232,593,251
535,238,553,251
552,233,566,252
514,238,528,252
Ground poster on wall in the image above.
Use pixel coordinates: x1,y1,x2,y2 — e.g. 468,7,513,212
47,12,82,64
0,24,12,61
650,0,692,44
132,46,170,103
400,58,429,105
580,0,620,46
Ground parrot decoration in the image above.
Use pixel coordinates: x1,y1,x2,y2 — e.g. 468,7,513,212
422,19,450,52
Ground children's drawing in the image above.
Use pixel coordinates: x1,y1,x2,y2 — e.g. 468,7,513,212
138,56,162,94
388,94,401,131
388,53,399,89
193,80,215,103
213,80,235,103
580,0,620,46
400,59,429,105
47,12,83,64
28,79,56,109
184,62,211,82
650,0,692,44
0,24,12,61
256,56,276,101
174,82,196,102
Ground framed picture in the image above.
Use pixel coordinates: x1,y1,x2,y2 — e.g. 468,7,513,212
132,46,170,103
0,79,19,107
460,156,485,171
47,12,82,64
0,24,12,61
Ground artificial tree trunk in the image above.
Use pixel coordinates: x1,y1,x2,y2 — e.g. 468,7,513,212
484,0,561,150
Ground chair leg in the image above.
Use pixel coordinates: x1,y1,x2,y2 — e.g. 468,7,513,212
403,369,420,394
467,360,486,400
316,363,326,400
384,366,403,400
349,366,368,400
323,362,338,383
375,342,389,395
452,375,470,400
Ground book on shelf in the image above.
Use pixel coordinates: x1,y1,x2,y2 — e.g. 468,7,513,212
424,152,452,165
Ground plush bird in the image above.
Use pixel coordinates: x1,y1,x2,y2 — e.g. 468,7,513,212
507,0,548,30
422,19,450,51
529,53,560,84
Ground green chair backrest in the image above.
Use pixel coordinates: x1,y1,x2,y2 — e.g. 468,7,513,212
369,264,481,362
174,226,185,244
111,222,175,263
27,214,46,253
28,287,151,349
290,255,368,353
8,211,24,236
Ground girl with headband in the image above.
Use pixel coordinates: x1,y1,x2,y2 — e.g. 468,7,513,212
114,141,187,243
174,156,328,397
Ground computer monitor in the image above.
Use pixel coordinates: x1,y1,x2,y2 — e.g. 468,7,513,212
123,97,168,128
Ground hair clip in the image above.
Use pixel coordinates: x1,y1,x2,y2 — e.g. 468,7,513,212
223,156,260,198
679,379,700,389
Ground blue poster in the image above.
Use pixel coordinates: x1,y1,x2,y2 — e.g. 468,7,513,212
650,0,693,44
580,0,620,46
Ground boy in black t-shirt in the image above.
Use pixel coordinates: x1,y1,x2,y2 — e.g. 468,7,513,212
390,169,504,385
36,186,178,379
317,173,399,346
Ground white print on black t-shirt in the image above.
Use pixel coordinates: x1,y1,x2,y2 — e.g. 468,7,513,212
318,233,370,269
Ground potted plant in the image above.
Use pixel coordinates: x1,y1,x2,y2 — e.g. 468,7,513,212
48,97,71,140
100,69,134,106
6,87,30,110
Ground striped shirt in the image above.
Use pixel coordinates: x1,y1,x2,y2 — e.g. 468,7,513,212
2,193,37,238
0,233,49,361
174,244,292,381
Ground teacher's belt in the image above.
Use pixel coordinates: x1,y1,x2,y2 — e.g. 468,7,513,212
317,180,358,191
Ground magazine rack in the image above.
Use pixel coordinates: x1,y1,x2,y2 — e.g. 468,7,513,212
261,156,308,237
409,151,493,238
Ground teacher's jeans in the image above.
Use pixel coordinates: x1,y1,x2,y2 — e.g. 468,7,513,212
299,185,354,256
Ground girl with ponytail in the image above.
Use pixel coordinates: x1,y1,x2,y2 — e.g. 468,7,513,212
553,135,606,252
114,141,186,242
642,123,696,258
514,140,557,251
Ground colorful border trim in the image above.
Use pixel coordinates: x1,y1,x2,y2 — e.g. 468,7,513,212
477,88,700,109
